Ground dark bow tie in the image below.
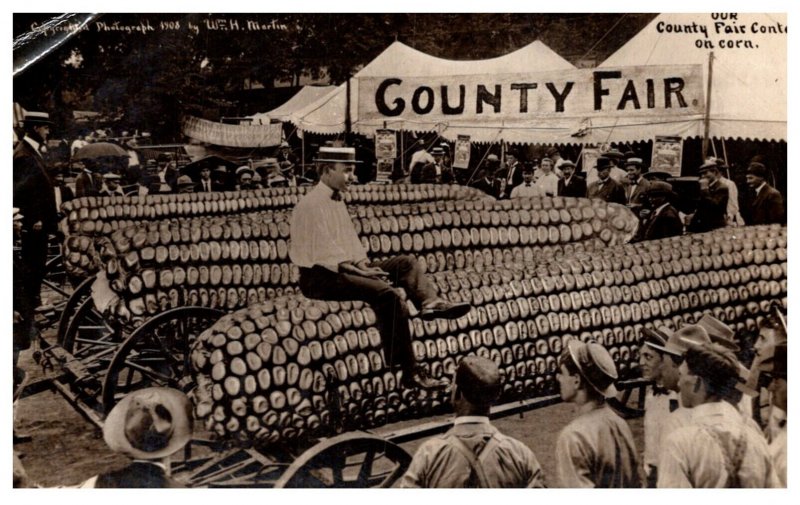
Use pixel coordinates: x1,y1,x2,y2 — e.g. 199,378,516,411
331,190,342,201
652,385,670,396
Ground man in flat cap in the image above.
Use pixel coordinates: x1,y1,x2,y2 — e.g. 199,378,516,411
100,173,125,197
687,160,728,233
622,157,651,207
658,342,778,487
290,147,471,390
400,356,545,488
635,181,683,242
586,157,626,205
77,387,193,487
745,162,784,225
557,160,586,198
555,340,640,487
13,110,58,309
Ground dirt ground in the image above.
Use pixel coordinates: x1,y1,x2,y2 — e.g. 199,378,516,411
14,329,643,488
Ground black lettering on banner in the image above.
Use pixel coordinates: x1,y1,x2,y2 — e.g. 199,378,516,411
545,82,574,113
375,78,405,116
593,71,622,110
511,83,537,113
476,84,502,114
664,78,687,108
617,80,641,110
646,79,655,109
441,85,466,115
412,86,435,114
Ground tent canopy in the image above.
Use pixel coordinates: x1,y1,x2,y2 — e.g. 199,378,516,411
600,13,786,142
288,40,578,143
249,85,336,124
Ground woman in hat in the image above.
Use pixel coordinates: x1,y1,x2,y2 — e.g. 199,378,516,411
554,340,640,487
77,387,193,488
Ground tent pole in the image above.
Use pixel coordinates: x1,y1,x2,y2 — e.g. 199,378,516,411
401,128,405,176
702,51,715,159
721,138,730,178
301,134,305,178
345,77,352,135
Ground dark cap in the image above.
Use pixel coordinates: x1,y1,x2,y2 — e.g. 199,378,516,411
644,181,677,199
456,356,501,405
746,162,768,179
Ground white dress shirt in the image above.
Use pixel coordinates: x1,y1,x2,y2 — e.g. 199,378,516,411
510,182,544,198
534,172,559,197
289,182,367,271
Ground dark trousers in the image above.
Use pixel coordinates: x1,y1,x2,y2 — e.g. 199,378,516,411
20,228,48,305
299,255,437,371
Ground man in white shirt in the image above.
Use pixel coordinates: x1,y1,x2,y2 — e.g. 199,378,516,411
658,342,778,488
623,157,651,207
509,167,543,198
534,157,559,197
713,159,745,226
409,140,435,183
290,147,471,390
501,153,524,197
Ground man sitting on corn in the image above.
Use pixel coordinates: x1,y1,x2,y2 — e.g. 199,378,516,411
290,147,471,389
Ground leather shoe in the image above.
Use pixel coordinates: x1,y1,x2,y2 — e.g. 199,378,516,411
401,365,449,390
419,299,471,321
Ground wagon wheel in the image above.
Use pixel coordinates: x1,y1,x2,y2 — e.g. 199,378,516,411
102,306,225,413
274,432,412,488
56,275,96,345
58,295,122,379
42,248,69,296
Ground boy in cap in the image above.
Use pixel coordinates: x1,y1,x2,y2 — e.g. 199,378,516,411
658,342,778,487
400,356,545,488
290,147,471,390
687,159,729,233
78,387,193,487
555,340,640,487
745,162,784,225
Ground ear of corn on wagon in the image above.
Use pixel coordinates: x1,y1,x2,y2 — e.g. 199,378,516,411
92,195,640,326
188,223,785,446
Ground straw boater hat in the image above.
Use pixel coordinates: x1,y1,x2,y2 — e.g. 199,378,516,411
566,340,619,399
103,387,193,460
236,166,254,178
23,110,54,126
559,160,576,169
103,173,122,181
456,356,501,405
624,157,643,168
314,146,361,164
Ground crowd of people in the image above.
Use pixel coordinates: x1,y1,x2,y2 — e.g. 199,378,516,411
12,114,789,489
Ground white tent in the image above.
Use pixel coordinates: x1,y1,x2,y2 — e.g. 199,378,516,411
287,40,578,143
249,85,336,125
600,13,786,142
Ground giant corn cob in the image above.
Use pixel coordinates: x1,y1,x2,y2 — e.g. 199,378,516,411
189,224,786,445
95,196,638,324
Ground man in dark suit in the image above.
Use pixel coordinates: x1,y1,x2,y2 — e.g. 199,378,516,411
623,157,651,207
586,156,626,204
472,167,502,199
74,162,104,198
13,110,58,307
687,160,729,233
499,152,524,198
557,160,586,198
195,166,215,192
635,181,684,242
745,162,785,225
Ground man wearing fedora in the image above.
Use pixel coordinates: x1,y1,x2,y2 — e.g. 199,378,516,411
638,327,681,486
658,342,778,488
586,156,626,205
290,147,471,390
586,148,627,186
78,387,193,487
622,157,651,207
400,356,545,487
635,181,683,242
556,160,586,198
687,159,729,233
13,110,58,308
745,162,784,225
555,340,640,487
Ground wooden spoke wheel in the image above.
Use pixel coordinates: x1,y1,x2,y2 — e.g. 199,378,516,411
102,306,224,413
56,275,96,346
274,432,411,488
58,295,122,378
